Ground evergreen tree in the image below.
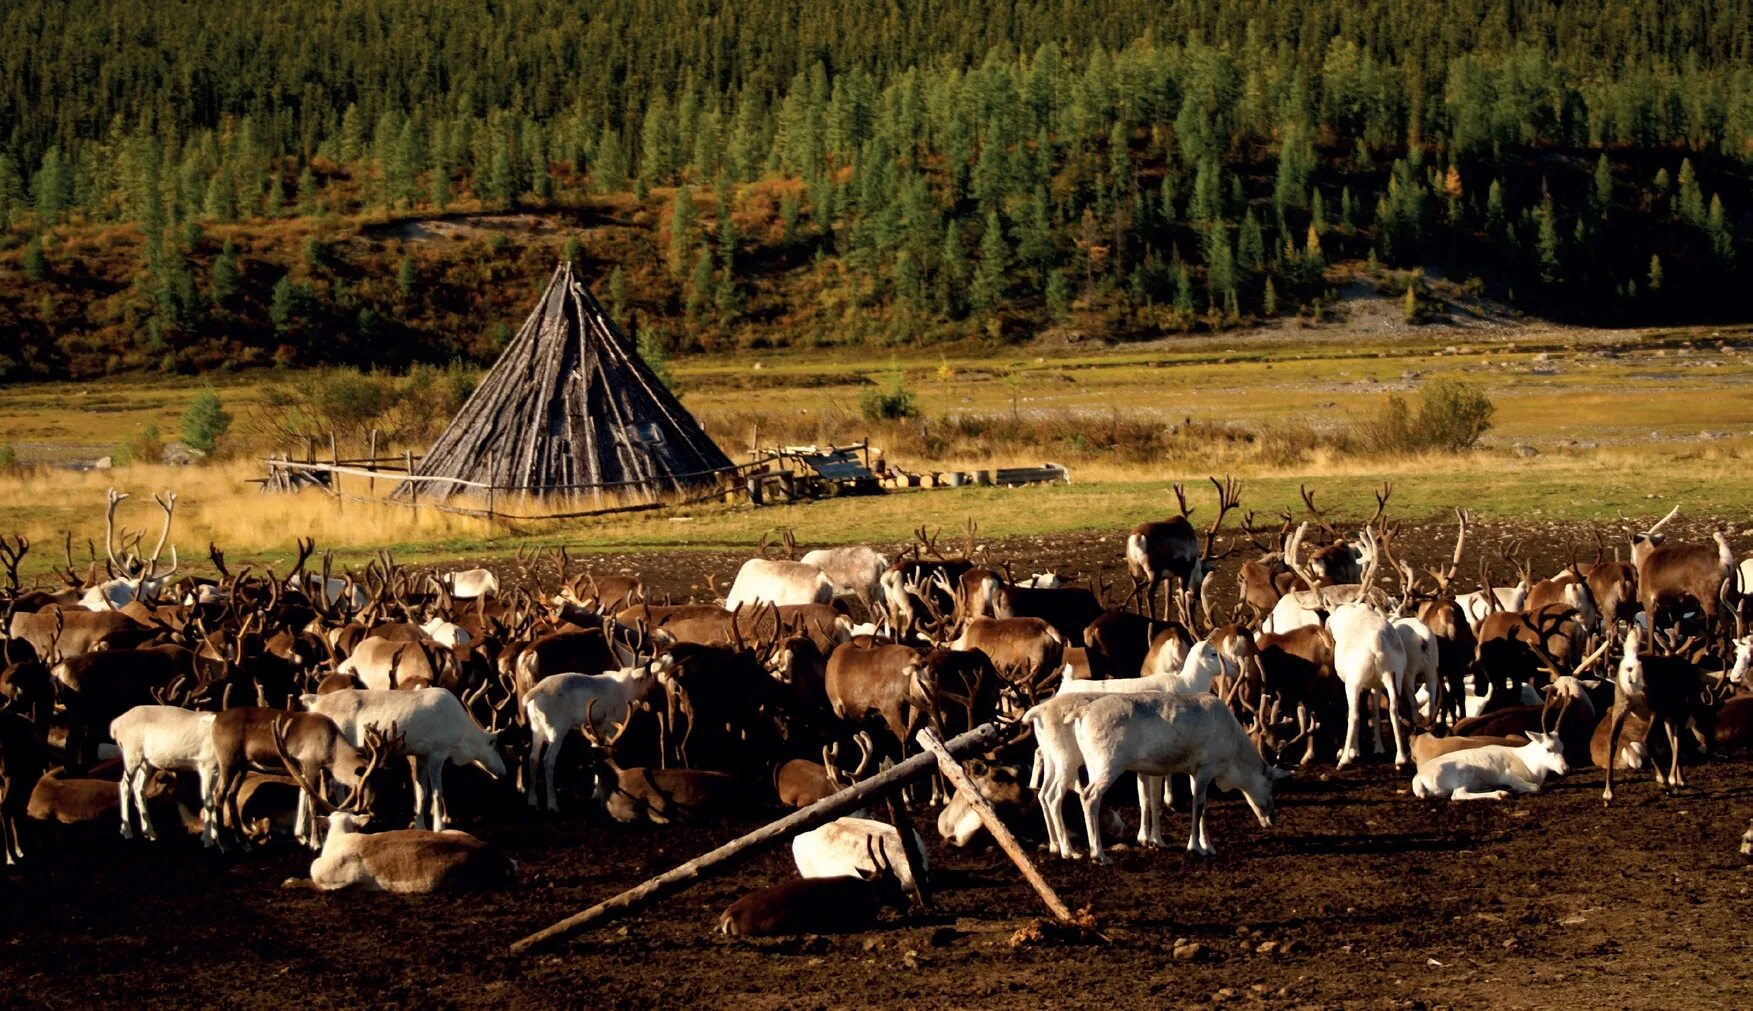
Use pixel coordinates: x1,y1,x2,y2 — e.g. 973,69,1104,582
1677,159,1705,224
1485,179,1506,235
1303,222,1324,271
0,154,22,226
32,147,68,223
1016,187,1055,282
1172,261,1194,323
1238,210,1265,271
607,265,629,320
179,389,232,454
685,246,714,321
1593,154,1614,213
971,210,1010,315
209,241,239,306
1707,195,1735,267
1535,193,1561,282
296,166,318,215
338,103,366,162
1262,276,1278,315
593,128,629,191
667,187,697,277
938,220,969,317
1045,268,1072,319
396,253,418,299
23,234,45,280
1648,253,1663,291
640,95,674,183
269,275,296,334
714,208,741,320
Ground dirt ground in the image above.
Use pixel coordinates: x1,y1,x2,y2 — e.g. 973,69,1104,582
6,527,1753,1010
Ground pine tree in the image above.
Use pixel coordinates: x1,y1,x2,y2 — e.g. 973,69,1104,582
607,266,629,320
269,275,296,334
685,246,714,321
1485,178,1506,235
1262,276,1278,315
938,220,969,316
1648,253,1663,291
179,389,232,454
1016,187,1055,282
1535,193,1561,282
593,127,628,192
971,210,1009,315
0,154,22,226
1172,261,1194,324
714,208,741,320
1303,222,1324,271
338,103,366,162
32,147,68,223
1677,159,1705,224
1238,210,1265,271
23,234,45,280
1045,268,1072,319
640,95,674,183
209,241,239,306
667,187,696,277
296,166,318,215
397,253,418,299
487,136,517,207
1708,195,1735,267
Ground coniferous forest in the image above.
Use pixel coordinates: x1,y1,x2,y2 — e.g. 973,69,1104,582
3,0,1752,379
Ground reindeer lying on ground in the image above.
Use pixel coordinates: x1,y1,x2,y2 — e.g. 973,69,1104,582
1410,731,1568,801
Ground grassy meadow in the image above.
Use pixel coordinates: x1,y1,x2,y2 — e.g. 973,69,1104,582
3,318,1752,580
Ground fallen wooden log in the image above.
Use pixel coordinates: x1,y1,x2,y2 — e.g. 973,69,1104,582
509,721,1008,955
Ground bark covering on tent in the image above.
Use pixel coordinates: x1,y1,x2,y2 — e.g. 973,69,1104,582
400,261,733,503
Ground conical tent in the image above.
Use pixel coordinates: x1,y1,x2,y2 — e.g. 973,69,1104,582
404,261,733,501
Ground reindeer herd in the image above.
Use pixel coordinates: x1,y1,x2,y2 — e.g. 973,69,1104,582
3,481,1753,937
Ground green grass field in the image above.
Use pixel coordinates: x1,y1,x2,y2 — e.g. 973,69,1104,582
3,314,1751,579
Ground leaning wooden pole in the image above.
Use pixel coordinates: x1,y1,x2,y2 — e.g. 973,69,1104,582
916,727,1076,923
509,722,1008,955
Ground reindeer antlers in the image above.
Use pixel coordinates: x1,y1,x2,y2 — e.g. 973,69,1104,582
0,534,27,593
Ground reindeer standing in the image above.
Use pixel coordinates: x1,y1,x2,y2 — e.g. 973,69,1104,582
1123,476,1241,623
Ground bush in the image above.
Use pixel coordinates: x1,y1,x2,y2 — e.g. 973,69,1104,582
859,365,917,421
117,425,165,466
1357,380,1494,454
180,388,233,455
0,444,16,470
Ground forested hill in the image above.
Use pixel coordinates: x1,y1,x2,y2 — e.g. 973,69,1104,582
3,1,1753,380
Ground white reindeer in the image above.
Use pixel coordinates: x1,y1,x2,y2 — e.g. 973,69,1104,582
300,688,506,831
443,567,499,600
1070,692,1278,860
723,558,835,610
523,661,666,812
1410,731,1568,800
1328,601,1412,767
792,816,928,900
1054,639,1228,699
110,705,218,845
799,546,889,617
1391,616,1440,727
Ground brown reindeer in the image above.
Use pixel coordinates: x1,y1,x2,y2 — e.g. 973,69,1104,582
1123,475,1241,621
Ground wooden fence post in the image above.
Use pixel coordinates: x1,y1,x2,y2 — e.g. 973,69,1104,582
367,429,379,496
406,449,417,507
915,727,1075,924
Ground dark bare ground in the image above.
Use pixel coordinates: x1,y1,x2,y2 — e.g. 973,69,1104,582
6,527,1753,1010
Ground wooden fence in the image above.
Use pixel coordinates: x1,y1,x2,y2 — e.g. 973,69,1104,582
254,433,761,524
